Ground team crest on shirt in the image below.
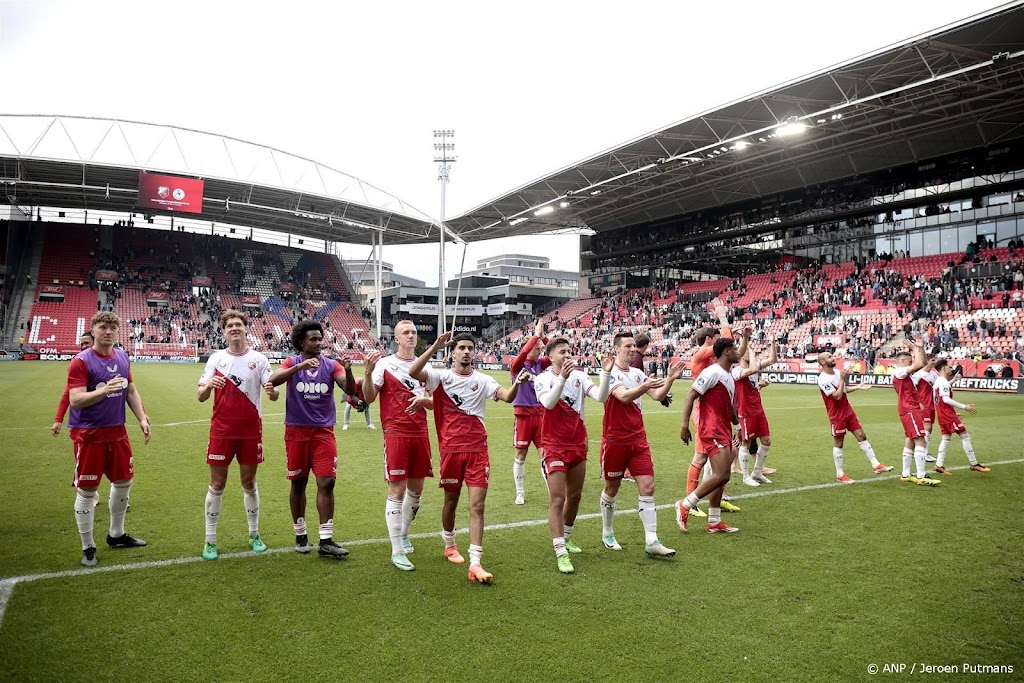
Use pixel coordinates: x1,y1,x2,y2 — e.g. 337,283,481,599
248,362,257,370
471,383,479,392
573,379,581,388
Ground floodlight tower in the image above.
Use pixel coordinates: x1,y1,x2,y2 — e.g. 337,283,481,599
433,129,456,337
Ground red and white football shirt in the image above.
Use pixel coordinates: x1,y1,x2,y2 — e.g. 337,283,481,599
892,366,923,415
818,371,857,422
603,364,647,444
534,369,600,450
933,376,962,424
425,368,500,453
371,354,429,436
691,364,735,441
199,348,272,439
731,367,765,417
913,368,938,417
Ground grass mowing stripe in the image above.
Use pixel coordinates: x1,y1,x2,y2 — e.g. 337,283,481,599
2,457,1019,630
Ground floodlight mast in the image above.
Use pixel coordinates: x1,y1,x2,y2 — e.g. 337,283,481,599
433,129,456,338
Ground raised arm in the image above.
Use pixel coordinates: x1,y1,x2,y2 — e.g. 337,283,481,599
362,351,381,404
333,357,356,395
495,369,531,403
409,331,451,383
649,360,684,402
588,355,614,403
511,320,543,374
269,356,318,387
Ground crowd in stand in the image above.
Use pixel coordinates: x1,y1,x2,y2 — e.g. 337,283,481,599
487,245,1024,369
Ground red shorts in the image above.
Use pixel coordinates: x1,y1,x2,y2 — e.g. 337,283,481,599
73,437,134,488
383,434,434,481
513,413,543,450
939,418,967,436
699,430,733,457
207,438,263,466
922,407,935,425
830,412,862,437
739,413,770,441
285,429,337,480
439,450,489,490
541,448,587,476
900,410,927,439
600,440,654,480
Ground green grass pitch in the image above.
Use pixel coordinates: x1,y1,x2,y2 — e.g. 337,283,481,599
0,362,1021,682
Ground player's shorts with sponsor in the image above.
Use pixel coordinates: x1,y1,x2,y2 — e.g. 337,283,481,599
829,411,862,437
383,433,434,481
207,437,264,466
939,417,967,436
284,425,337,479
899,410,927,439
698,429,733,457
71,427,133,487
438,450,489,490
541,447,587,476
739,412,770,441
513,412,543,449
600,439,654,480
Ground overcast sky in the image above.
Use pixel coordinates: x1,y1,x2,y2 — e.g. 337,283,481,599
0,0,1008,285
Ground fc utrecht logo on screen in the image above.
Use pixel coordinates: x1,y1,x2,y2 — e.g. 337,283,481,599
157,186,171,198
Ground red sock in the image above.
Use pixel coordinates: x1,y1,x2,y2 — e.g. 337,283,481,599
686,464,701,496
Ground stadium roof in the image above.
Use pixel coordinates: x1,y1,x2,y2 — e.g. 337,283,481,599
0,115,442,245
444,2,1024,241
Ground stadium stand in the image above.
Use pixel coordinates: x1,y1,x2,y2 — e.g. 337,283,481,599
21,223,379,355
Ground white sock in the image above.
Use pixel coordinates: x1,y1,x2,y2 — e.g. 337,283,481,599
901,447,914,478
832,447,845,477
937,436,951,467
293,516,307,537
385,496,403,555
75,490,98,550
923,430,932,456
318,519,333,542
754,444,770,474
469,544,483,567
564,524,574,541
738,446,751,477
913,445,927,479
638,495,658,544
400,490,421,537
205,486,224,543
552,536,567,557
961,434,978,465
513,459,526,496
108,482,131,538
600,492,616,536
682,492,700,509
242,484,259,536
708,507,721,525
859,440,880,468
442,529,457,548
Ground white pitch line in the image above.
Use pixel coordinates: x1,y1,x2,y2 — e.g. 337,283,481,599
1,457,1020,629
